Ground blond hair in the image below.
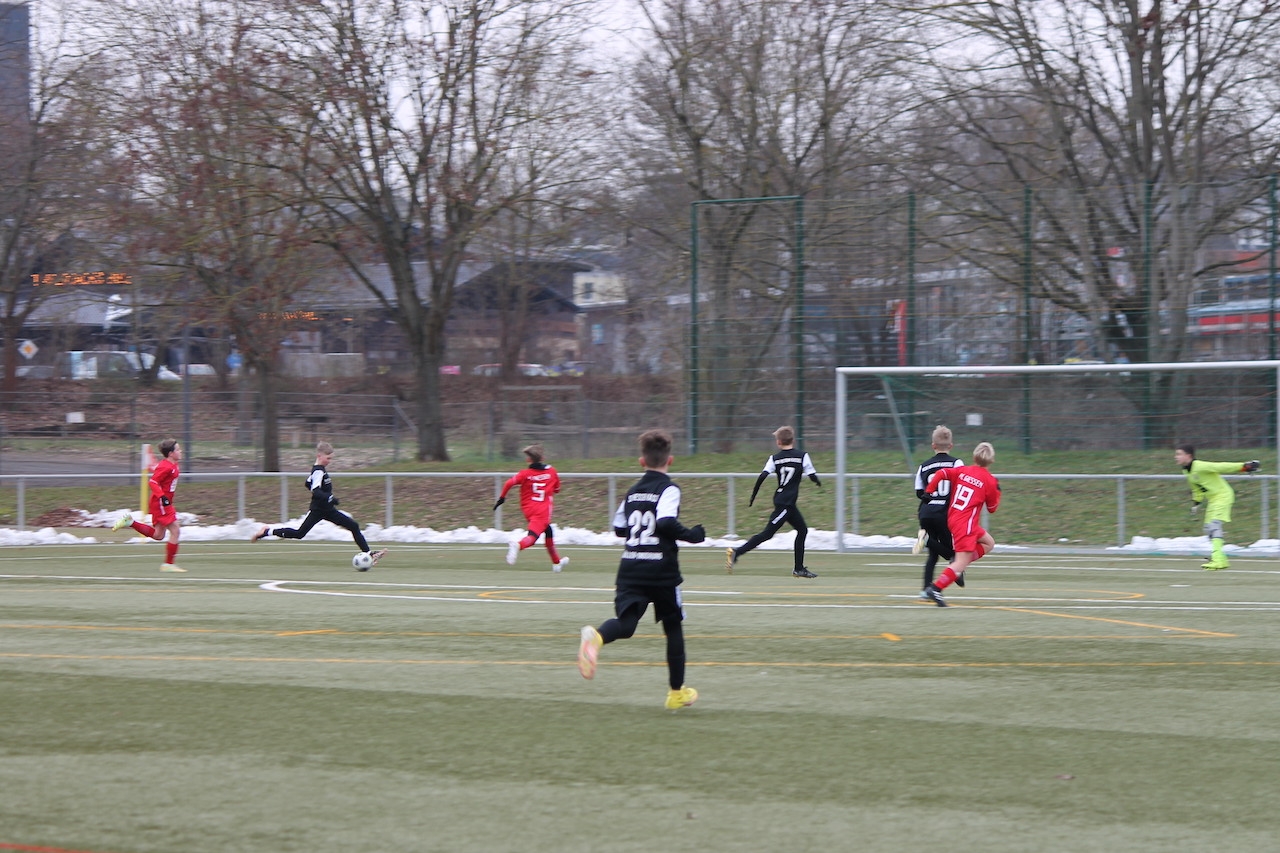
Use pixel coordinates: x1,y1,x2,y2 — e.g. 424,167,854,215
931,425,953,450
972,442,995,467
522,444,544,464
773,425,795,445
316,442,334,456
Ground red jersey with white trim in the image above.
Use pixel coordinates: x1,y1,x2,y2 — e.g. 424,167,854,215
150,457,180,503
926,464,999,542
499,464,560,520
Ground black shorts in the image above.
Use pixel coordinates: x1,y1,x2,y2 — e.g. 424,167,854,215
615,582,685,624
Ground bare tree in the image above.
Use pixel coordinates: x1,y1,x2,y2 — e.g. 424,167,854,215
618,0,908,450
901,0,1280,367
0,3,107,396
274,0,605,461
90,0,328,470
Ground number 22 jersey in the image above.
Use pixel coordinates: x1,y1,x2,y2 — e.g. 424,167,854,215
612,469,686,586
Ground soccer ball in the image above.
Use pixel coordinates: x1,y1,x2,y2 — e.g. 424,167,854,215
352,552,374,571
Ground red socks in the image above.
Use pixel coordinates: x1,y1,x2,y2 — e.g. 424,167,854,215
132,521,156,538
935,567,959,590
165,542,179,564
545,539,561,564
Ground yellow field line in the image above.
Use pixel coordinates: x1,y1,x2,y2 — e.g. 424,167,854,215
990,606,1236,637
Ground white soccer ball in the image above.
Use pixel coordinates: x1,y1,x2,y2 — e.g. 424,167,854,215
352,551,374,571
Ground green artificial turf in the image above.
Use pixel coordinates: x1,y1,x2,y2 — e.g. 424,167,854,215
1,542,1278,852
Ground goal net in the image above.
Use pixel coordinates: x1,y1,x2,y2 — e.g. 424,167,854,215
833,360,1280,551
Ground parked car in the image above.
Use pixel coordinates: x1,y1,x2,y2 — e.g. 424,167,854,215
15,364,55,378
546,361,590,377
471,363,550,377
57,351,181,381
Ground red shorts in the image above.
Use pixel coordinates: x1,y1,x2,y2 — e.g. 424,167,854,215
952,525,987,555
149,497,177,527
523,512,552,537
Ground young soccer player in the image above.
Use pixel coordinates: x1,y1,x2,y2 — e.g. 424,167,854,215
112,437,187,572
251,442,387,570
1175,445,1260,570
921,441,1001,607
494,444,567,571
577,429,706,710
726,425,822,578
913,425,964,592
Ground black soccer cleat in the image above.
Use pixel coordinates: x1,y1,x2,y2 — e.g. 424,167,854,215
955,572,966,588
923,585,947,607
792,567,818,579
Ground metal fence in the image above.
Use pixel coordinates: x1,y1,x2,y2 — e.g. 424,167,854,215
3,470,1275,549
683,185,1280,452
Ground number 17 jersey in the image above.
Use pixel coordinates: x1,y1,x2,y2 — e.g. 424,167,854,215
762,449,816,506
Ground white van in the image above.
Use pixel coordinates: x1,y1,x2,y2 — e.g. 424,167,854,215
58,351,181,380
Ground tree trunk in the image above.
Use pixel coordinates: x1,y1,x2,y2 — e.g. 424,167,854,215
413,335,450,462
0,317,19,399
257,366,280,472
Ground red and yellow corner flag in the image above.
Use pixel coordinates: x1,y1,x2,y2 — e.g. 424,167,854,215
139,443,156,514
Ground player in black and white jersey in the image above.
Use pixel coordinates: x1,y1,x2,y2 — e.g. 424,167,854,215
577,429,706,710
913,425,964,594
251,442,386,570
726,425,822,578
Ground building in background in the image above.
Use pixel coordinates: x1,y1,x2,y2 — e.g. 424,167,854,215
0,2,28,127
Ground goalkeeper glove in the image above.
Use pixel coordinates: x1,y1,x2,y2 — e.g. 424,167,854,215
1190,502,1201,518
1242,460,1261,473
493,497,506,511
160,496,171,509
329,496,340,506
684,524,706,543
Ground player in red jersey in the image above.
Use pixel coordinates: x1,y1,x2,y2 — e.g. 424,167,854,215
494,444,567,571
921,441,1000,607
112,437,187,572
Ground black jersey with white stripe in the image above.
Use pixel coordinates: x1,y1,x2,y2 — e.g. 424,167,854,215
762,449,817,506
306,464,334,509
611,469,685,586
914,453,962,521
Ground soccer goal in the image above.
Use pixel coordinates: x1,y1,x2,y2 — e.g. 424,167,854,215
833,360,1280,551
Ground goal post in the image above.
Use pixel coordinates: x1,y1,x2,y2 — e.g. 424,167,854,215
833,360,1280,552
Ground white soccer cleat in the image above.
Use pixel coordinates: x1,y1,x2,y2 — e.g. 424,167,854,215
554,557,569,573
506,541,519,565
912,529,927,555
577,625,602,679
111,514,132,532
160,564,187,573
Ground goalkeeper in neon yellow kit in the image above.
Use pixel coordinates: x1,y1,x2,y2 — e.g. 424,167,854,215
1174,444,1260,570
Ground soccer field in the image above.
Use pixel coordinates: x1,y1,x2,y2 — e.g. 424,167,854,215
1,542,1278,852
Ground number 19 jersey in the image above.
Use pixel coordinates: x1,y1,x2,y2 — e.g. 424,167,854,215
926,464,1001,551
